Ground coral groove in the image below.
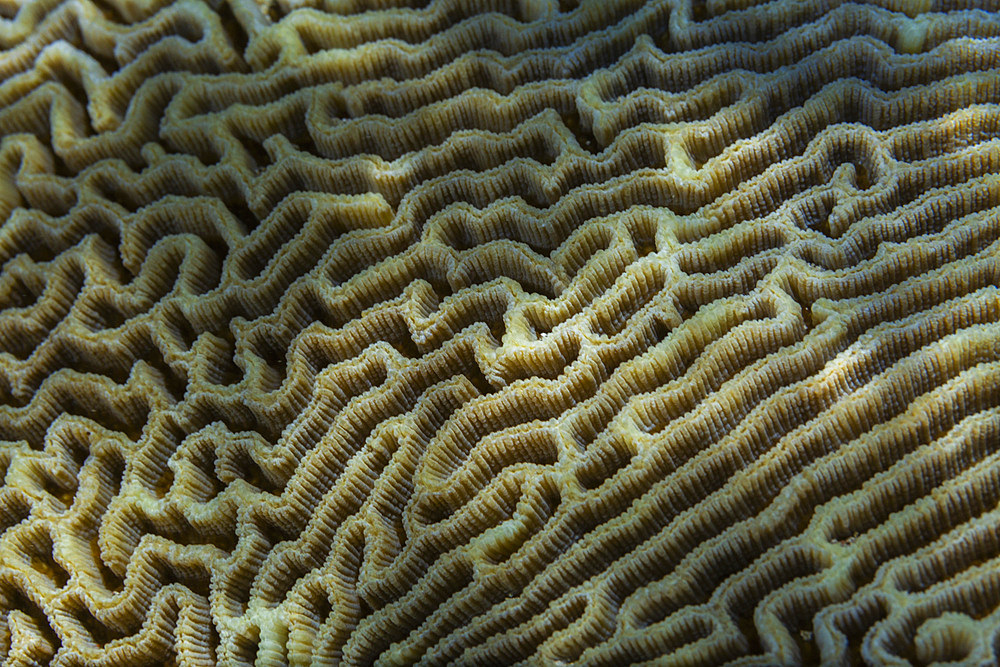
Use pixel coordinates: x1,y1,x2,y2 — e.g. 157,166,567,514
1,0,1000,665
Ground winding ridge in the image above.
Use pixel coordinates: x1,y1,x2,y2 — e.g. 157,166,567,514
1,0,1000,665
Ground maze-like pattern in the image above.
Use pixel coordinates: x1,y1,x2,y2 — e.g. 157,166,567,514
1,0,1000,665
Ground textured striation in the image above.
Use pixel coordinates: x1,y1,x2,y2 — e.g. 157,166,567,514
1,0,1000,665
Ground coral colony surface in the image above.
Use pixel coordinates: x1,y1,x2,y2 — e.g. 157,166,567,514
1,0,1000,665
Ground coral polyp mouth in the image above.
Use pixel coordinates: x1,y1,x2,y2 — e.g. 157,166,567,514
1,1,999,665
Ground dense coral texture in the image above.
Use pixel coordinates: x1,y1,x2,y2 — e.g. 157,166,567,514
1,0,1000,664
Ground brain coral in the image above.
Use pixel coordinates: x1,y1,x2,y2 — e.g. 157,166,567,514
1,0,1000,665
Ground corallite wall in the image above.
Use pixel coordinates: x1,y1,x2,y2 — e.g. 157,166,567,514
1,0,999,665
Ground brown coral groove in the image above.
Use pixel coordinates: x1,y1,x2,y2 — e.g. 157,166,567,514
1,0,1000,665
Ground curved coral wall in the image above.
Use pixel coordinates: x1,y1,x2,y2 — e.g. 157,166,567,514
1,0,1000,664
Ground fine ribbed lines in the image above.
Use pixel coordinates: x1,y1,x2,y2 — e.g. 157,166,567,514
1,1,1000,665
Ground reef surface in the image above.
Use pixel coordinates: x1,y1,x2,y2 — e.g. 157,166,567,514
1,0,1000,665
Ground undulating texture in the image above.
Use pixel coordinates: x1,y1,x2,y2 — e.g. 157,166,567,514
1,0,1000,664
